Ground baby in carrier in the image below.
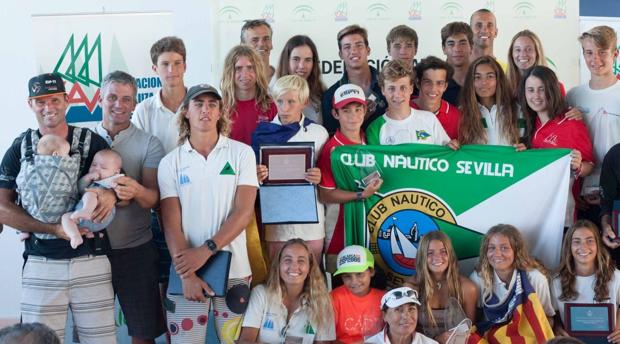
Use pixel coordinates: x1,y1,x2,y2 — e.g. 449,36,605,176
18,134,123,248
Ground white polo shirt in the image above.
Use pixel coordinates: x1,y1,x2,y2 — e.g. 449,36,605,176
365,109,450,146
243,285,336,343
263,115,329,242
133,90,181,154
158,135,258,278
479,103,510,146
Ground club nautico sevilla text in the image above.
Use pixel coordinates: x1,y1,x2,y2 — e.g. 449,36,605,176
339,153,515,178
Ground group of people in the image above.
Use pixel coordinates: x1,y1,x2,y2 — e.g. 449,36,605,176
2,6,620,344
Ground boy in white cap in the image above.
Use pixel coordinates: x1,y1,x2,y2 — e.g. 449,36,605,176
366,287,438,344
330,245,385,343
318,84,384,276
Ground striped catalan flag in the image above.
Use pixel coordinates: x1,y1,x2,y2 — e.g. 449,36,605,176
467,270,554,344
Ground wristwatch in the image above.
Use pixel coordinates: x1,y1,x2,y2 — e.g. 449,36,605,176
356,191,364,201
204,239,218,253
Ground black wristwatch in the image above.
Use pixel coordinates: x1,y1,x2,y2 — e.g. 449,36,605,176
204,239,218,253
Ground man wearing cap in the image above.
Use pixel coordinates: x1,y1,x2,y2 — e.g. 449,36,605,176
321,24,388,136
0,73,116,342
95,71,167,343
366,287,438,344
330,245,385,343
158,84,258,344
318,83,383,274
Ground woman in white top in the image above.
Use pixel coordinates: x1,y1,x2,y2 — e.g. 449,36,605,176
469,224,555,325
551,219,620,342
238,238,335,343
365,287,438,344
458,56,521,148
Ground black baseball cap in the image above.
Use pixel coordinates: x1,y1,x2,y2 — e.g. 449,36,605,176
28,73,66,99
182,84,222,107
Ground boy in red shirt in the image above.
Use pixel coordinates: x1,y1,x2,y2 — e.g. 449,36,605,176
411,56,461,139
331,245,385,343
317,83,383,273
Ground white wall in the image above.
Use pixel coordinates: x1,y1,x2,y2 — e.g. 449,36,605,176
0,0,217,319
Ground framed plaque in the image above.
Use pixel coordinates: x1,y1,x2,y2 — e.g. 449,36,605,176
259,184,319,224
259,142,314,185
565,303,613,338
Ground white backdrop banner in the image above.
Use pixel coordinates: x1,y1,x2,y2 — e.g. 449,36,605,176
32,12,173,125
215,0,579,89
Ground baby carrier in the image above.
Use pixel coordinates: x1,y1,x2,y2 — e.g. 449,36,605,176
16,128,91,240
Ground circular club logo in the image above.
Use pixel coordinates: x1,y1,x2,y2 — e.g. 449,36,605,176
368,190,456,280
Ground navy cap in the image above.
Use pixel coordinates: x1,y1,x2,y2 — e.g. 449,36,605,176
182,84,222,107
28,73,66,99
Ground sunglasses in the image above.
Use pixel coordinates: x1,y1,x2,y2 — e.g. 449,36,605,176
383,288,418,307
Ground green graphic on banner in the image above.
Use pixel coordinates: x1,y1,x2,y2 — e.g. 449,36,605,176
368,3,389,18
54,33,102,87
330,144,570,286
441,1,464,18
220,5,241,20
513,1,535,18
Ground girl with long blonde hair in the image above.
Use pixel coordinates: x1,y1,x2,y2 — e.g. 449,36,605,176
409,231,477,343
239,238,335,343
551,220,620,339
471,224,554,321
506,30,548,96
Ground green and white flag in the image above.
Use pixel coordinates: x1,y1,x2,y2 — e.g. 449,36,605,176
331,144,570,285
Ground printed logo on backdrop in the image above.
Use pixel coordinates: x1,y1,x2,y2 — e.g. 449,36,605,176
261,4,275,23
52,33,161,123
219,6,242,22
441,1,464,19
554,0,567,19
367,3,390,21
408,1,422,20
292,5,317,22
54,34,103,123
335,2,348,21
513,1,536,19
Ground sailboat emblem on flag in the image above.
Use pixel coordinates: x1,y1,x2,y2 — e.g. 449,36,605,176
381,217,420,270
376,208,440,276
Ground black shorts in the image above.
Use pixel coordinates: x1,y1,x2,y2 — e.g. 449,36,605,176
150,211,172,282
108,240,167,339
